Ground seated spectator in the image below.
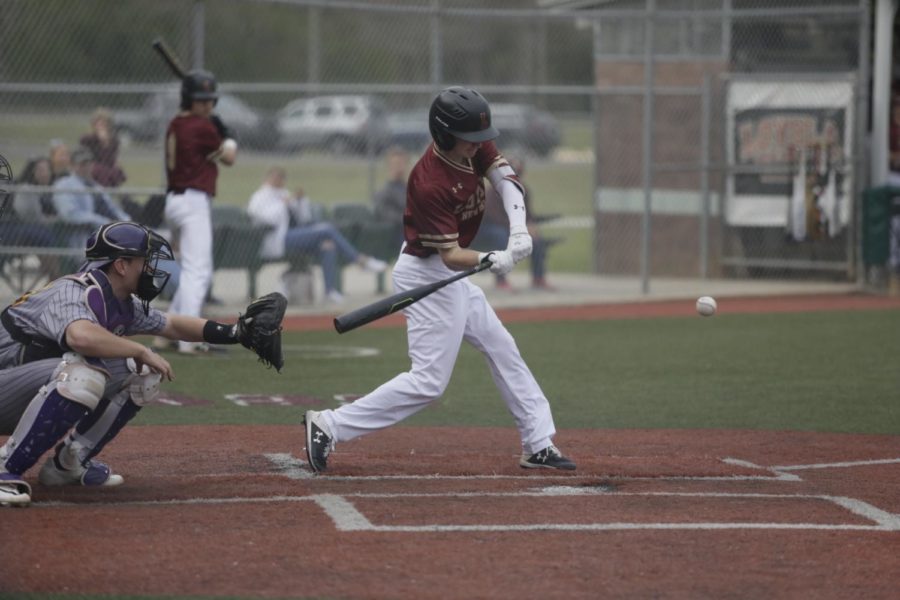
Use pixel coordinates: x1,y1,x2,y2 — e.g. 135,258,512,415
472,156,556,291
79,107,127,188
48,139,71,182
52,147,130,247
247,166,387,304
13,157,56,222
372,146,409,247
1,157,60,280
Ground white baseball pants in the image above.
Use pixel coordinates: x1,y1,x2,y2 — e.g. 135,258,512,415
321,251,557,454
164,189,213,320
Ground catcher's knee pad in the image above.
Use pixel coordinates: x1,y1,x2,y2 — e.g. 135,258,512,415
123,358,162,407
52,353,109,410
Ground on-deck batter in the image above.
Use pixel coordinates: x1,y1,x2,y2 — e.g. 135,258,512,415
164,69,237,354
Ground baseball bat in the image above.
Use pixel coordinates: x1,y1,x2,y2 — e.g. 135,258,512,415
334,262,491,334
152,37,187,79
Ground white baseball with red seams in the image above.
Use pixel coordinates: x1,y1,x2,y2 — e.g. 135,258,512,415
696,296,717,317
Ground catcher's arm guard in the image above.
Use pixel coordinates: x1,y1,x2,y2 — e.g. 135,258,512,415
236,292,287,372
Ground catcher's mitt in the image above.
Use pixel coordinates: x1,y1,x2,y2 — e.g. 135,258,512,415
236,292,287,372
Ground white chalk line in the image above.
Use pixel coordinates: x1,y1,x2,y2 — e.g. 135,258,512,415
181,454,900,484
313,491,900,533
772,457,900,471
264,452,804,482
32,454,900,534
265,453,315,479
721,456,900,481
35,488,900,533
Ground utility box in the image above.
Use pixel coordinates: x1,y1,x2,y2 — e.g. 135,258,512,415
862,186,900,267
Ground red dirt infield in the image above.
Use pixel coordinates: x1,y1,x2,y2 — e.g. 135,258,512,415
281,292,900,332
4,426,900,599
4,293,900,599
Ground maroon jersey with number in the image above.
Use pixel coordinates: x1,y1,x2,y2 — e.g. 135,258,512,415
403,140,514,258
165,113,223,196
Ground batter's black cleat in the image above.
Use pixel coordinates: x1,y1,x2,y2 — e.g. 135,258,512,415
520,445,576,470
303,410,334,473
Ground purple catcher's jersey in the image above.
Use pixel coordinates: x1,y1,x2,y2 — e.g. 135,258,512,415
0,270,167,368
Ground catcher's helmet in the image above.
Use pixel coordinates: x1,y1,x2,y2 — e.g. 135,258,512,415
180,69,218,109
82,221,174,311
428,87,499,151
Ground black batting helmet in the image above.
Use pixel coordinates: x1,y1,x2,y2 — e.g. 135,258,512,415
429,87,499,151
180,69,218,109
82,221,174,311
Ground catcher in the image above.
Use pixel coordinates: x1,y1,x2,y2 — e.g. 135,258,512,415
0,221,285,507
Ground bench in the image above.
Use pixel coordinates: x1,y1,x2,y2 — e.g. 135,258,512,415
330,202,401,294
0,221,95,296
211,202,400,301
209,205,281,300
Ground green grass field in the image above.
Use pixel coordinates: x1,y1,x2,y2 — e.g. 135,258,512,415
134,308,900,435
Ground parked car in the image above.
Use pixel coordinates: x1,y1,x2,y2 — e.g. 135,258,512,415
386,110,430,153
275,95,391,155
491,103,562,158
115,91,273,150
387,103,562,158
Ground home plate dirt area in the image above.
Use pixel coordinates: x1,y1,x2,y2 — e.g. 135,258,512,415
4,426,900,599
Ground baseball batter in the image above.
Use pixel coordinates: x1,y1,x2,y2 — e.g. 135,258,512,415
164,69,237,354
0,222,254,507
303,87,575,473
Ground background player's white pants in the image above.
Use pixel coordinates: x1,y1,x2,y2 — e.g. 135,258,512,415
165,189,213,320
322,252,557,455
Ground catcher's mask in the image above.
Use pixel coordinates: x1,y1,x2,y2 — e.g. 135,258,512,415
428,86,499,151
81,221,174,313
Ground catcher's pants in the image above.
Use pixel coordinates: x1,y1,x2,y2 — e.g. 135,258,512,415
321,251,557,455
0,355,141,477
165,189,213,321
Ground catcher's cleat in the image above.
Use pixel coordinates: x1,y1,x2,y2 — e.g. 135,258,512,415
38,443,124,487
303,410,334,473
520,445,576,471
0,473,31,507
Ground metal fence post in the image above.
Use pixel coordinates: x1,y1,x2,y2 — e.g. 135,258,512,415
700,72,711,278
640,0,656,294
192,1,205,69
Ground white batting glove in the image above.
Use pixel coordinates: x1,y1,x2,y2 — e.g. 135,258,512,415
478,250,515,276
507,224,532,263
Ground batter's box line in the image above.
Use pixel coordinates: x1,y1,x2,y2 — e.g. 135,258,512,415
722,456,900,482
312,490,900,533
265,453,615,481
265,453,816,482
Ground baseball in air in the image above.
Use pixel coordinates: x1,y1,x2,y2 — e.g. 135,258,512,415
696,296,717,317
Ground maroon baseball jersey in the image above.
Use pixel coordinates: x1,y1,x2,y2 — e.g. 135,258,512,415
403,140,516,258
165,113,223,196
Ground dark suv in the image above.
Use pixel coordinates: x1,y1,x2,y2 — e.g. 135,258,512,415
387,102,561,157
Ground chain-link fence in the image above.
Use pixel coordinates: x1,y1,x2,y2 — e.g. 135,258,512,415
0,0,870,303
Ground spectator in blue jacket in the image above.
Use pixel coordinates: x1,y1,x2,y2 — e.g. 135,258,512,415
52,147,130,248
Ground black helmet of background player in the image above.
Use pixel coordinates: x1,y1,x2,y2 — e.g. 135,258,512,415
180,69,218,110
81,221,175,312
429,87,500,151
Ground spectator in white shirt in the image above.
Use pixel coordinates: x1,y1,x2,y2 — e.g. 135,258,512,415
246,166,386,304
